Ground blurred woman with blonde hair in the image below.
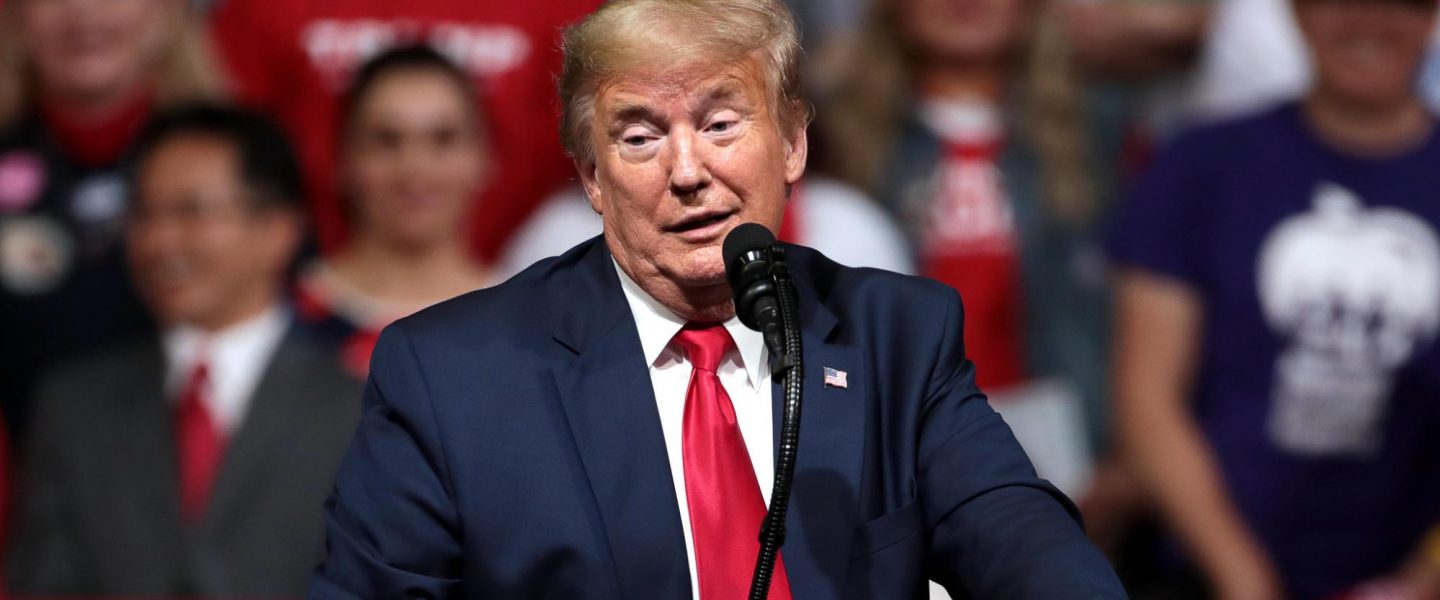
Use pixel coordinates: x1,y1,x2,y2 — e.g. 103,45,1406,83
818,0,1136,504
0,0,220,437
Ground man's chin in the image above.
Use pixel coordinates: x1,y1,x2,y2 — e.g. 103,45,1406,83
675,251,727,287
670,267,727,290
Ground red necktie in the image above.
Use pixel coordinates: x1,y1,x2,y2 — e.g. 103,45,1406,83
674,324,792,600
175,360,225,525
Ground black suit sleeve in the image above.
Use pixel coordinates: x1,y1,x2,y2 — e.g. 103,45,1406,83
917,289,1127,599
310,324,464,597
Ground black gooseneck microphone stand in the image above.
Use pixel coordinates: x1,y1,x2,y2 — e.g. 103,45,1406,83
747,245,803,600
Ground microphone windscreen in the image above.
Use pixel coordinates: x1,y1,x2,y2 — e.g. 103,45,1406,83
723,223,776,282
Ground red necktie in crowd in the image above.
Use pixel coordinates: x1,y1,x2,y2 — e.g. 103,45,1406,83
675,324,792,600
175,359,225,525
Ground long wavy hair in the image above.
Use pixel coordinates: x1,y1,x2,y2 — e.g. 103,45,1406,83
818,0,1098,225
0,0,221,129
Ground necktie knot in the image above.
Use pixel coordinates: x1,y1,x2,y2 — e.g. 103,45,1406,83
673,323,734,373
178,361,210,406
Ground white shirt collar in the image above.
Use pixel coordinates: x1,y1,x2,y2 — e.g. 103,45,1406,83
612,259,767,387
918,96,1004,145
162,304,289,434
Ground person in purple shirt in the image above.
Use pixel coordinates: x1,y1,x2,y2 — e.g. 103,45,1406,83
1108,1,1440,599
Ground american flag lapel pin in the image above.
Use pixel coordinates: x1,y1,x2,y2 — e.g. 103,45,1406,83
823,367,848,389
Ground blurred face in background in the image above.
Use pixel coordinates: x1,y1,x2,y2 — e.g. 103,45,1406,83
342,68,486,253
17,0,173,106
1294,0,1439,110
898,0,1033,66
128,135,299,331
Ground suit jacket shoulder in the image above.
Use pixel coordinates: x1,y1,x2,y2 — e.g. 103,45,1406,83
28,337,165,419
393,236,593,346
785,243,960,331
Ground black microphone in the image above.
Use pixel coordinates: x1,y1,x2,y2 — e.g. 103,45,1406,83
725,223,804,600
723,223,784,353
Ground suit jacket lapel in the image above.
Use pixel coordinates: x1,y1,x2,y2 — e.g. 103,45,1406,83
108,340,187,570
203,330,306,538
773,263,867,600
550,240,692,600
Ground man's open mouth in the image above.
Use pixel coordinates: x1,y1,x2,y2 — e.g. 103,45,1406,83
667,211,734,233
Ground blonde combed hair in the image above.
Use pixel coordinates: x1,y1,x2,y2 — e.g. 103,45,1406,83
0,0,221,129
557,0,813,163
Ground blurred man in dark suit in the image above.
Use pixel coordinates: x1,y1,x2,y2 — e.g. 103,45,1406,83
7,104,361,596
311,1,1126,598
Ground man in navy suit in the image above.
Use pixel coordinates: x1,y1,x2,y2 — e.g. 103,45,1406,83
310,0,1127,597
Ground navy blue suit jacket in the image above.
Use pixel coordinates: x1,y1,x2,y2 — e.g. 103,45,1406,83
310,237,1126,599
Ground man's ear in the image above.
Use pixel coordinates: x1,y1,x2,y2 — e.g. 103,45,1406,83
576,158,604,215
258,208,304,276
783,126,808,186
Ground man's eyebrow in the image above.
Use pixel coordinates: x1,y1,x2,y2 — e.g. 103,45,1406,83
697,80,747,109
605,99,659,127
603,79,752,131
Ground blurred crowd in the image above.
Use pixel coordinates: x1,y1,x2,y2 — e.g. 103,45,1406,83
0,0,1437,598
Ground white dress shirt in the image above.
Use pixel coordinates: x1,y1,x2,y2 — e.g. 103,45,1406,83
613,261,774,600
162,305,288,436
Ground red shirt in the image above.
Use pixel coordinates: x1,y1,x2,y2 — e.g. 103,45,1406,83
209,0,602,260
920,138,1026,392
36,91,152,168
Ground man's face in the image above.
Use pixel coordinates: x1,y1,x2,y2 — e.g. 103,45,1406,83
127,135,297,330
578,55,807,292
1295,0,1438,109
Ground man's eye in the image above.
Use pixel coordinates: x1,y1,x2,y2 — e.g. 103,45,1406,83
708,121,734,133
623,135,649,146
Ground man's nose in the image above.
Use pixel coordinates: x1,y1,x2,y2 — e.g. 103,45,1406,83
127,214,181,262
393,138,431,179
668,127,712,197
